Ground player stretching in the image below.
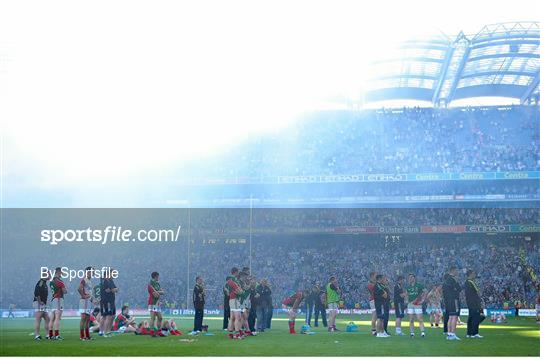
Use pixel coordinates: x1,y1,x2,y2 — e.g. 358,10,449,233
78,267,94,340
406,273,427,338
427,285,442,328
393,275,406,336
326,276,341,332
33,272,50,340
148,271,165,337
49,267,67,340
225,267,244,339
282,290,305,334
368,272,377,336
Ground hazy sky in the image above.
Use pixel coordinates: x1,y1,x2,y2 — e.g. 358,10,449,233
1,0,538,204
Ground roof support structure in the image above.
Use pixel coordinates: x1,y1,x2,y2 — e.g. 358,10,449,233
521,70,540,104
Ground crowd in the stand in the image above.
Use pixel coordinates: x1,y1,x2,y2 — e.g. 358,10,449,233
6,233,539,312
190,208,539,230
191,235,539,310
187,106,539,179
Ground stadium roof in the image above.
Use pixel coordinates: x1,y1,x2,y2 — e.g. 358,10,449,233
365,22,540,106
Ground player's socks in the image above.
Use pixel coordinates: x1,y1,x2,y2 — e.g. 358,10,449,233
54,330,59,337
395,327,402,334
85,328,90,338
49,330,53,337
80,330,85,339
288,321,295,334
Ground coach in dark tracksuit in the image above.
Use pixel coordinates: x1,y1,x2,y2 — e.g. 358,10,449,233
313,284,327,327
442,273,450,334
443,267,461,339
394,275,406,335
374,274,390,335
465,270,484,338
223,287,230,330
193,276,205,332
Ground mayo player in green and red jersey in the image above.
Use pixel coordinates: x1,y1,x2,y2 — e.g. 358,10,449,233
406,273,427,337
238,271,254,337
282,290,305,334
148,272,165,337
49,267,67,340
78,266,95,340
225,267,244,339
113,305,137,333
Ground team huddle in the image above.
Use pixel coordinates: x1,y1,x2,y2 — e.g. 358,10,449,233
33,265,485,342
32,267,181,341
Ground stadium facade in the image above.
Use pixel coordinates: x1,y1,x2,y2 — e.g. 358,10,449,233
365,22,540,106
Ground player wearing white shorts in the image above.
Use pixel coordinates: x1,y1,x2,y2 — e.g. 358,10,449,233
148,271,165,337
225,267,244,339
326,276,342,332
282,290,305,334
427,285,442,328
406,273,427,338
238,271,252,335
33,272,51,340
78,267,95,340
49,267,67,340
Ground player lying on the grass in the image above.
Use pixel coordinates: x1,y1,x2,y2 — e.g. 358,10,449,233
406,273,427,338
148,271,165,337
90,308,101,333
112,305,137,333
427,285,443,328
78,267,95,340
136,320,151,335
33,272,50,340
49,267,67,340
282,290,305,334
160,319,182,336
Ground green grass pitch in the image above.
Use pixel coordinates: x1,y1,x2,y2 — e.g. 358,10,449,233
1,314,539,356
